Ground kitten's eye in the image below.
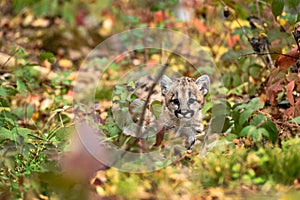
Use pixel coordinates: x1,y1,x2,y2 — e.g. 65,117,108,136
188,98,196,104
172,99,180,105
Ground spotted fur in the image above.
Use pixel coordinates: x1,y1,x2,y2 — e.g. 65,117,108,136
160,75,210,150
131,74,210,150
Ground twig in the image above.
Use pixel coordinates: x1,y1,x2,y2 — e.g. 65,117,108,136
219,0,251,42
220,0,277,68
255,0,276,69
136,54,174,137
264,42,275,68
240,51,300,59
0,48,19,69
256,0,262,26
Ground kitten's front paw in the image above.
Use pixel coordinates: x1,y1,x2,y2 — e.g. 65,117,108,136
185,136,196,150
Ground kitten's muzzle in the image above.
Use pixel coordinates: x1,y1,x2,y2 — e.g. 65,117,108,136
175,109,194,119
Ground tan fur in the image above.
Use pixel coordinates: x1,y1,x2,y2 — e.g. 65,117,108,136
160,75,209,149
131,74,210,150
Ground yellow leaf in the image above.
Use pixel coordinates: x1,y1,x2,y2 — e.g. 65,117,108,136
32,112,39,121
96,186,106,196
31,18,50,28
58,59,73,68
0,107,11,112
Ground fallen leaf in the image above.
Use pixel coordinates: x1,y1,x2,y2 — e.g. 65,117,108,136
0,52,16,67
207,187,224,199
58,59,73,68
31,18,50,27
286,80,295,106
284,106,295,118
266,83,282,106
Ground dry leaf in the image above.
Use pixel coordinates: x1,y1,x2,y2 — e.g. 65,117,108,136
58,59,73,68
266,84,282,106
0,52,16,67
286,80,295,106
275,45,300,70
31,18,50,27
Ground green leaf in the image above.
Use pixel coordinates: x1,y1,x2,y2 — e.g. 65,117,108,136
0,86,8,97
248,98,265,111
0,97,10,107
240,125,256,137
289,116,300,124
222,117,233,133
223,73,231,88
249,64,263,79
287,0,300,9
0,127,12,141
251,114,266,126
38,52,55,63
210,115,226,133
257,128,270,139
53,125,74,142
11,127,33,142
271,0,284,18
150,100,162,118
202,102,213,115
252,130,262,142
16,78,28,97
11,105,34,120
262,121,278,143
0,110,17,128
239,109,254,125
232,75,242,87
253,177,265,184
212,102,228,116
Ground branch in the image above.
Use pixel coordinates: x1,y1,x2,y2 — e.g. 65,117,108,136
240,51,300,59
136,53,174,137
219,0,251,42
0,48,19,69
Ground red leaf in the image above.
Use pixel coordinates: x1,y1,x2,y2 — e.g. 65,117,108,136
275,45,300,70
227,33,240,48
284,106,295,118
286,80,295,106
154,11,165,23
192,18,208,34
295,97,300,117
266,84,283,106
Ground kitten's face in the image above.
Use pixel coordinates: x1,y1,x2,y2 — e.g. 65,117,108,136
160,75,210,120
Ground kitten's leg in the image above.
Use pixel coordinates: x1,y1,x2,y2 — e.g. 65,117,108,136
185,135,196,150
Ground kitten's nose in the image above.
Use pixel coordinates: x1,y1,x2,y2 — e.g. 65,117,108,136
179,110,194,118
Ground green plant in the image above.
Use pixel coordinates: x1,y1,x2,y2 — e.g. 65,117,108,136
223,98,278,144
0,48,73,198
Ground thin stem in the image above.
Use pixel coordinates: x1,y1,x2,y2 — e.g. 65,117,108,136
264,43,275,68
0,48,19,69
240,51,300,59
136,54,174,137
219,0,251,42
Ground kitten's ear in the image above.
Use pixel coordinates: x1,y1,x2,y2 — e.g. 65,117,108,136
160,75,173,95
196,75,210,96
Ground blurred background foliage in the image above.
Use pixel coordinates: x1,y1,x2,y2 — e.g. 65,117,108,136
0,0,300,199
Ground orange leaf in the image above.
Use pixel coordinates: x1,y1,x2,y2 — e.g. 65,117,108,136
192,18,208,34
227,33,240,48
154,11,165,23
286,80,295,106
